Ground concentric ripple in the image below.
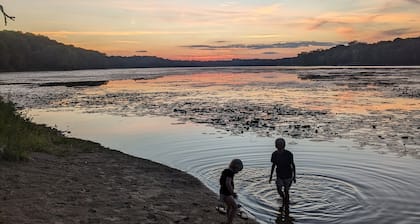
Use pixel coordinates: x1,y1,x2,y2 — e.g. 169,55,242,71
156,140,373,224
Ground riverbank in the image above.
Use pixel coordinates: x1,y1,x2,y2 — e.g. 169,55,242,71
0,99,257,224
0,150,256,224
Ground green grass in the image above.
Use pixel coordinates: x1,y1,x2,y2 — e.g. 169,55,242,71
0,97,102,161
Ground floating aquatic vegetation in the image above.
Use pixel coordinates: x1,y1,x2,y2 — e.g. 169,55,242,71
0,67,419,158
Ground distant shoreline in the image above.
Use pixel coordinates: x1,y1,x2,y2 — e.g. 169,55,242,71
2,65,420,75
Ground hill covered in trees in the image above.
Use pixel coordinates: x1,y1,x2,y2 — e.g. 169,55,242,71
0,31,182,71
0,30,419,72
282,37,420,66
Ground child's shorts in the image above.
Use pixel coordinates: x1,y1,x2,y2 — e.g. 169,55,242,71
276,178,292,188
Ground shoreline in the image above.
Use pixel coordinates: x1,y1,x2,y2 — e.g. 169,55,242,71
0,147,257,224
0,96,256,223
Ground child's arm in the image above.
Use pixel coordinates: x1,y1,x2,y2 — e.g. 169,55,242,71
292,157,296,183
269,163,275,183
225,176,235,197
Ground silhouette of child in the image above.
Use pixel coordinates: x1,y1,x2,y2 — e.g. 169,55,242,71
269,138,296,208
219,159,243,224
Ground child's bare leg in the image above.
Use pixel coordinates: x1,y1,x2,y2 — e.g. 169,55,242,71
277,184,285,205
224,196,238,224
284,186,290,207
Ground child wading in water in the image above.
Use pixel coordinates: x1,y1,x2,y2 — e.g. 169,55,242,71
269,138,296,210
219,159,243,224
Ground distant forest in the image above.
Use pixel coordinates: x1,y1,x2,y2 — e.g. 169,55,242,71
286,38,420,66
0,30,420,72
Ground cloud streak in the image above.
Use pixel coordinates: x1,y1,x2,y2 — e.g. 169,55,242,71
182,41,339,50
262,51,278,55
406,0,420,4
37,31,203,37
380,28,412,36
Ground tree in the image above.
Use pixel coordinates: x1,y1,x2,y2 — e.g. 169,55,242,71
0,5,15,26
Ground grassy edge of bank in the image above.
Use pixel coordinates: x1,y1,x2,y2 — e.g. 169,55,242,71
0,97,103,161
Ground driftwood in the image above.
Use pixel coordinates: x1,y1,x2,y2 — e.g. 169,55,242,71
0,5,15,26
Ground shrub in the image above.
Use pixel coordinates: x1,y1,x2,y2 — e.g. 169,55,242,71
0,97,101,161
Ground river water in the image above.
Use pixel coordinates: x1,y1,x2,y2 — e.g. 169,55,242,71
1,67,419,223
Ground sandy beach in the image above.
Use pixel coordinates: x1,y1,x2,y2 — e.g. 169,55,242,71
0,148,257,224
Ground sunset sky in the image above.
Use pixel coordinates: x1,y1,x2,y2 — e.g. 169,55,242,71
2,0,420,60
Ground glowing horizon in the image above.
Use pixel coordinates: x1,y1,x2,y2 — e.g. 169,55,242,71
2,0,420,60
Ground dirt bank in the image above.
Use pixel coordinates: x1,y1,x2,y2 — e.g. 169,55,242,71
0,149,257,224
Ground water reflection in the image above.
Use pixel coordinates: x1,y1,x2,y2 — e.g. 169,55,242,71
94,71,419,114
71,70,419,158
276,206,294,224
104,72,307,88
3,68,419,157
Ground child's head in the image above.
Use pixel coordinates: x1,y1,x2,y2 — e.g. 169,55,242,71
229,159,243,173
275,137,286,150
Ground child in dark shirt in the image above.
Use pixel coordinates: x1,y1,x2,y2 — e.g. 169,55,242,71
269,137,296,208
219,159,243,224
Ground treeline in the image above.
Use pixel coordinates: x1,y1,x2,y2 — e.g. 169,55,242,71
282,37,420,66
0,30,282,71
0,30,420,72
0,31,109,71
0,31,184,71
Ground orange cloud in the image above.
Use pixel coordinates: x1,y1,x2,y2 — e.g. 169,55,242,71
36,30,202,37
336,27,358,40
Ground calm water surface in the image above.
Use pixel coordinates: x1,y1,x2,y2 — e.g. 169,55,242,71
1,67,419,223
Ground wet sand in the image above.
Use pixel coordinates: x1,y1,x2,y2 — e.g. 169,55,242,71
0,149,257,224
